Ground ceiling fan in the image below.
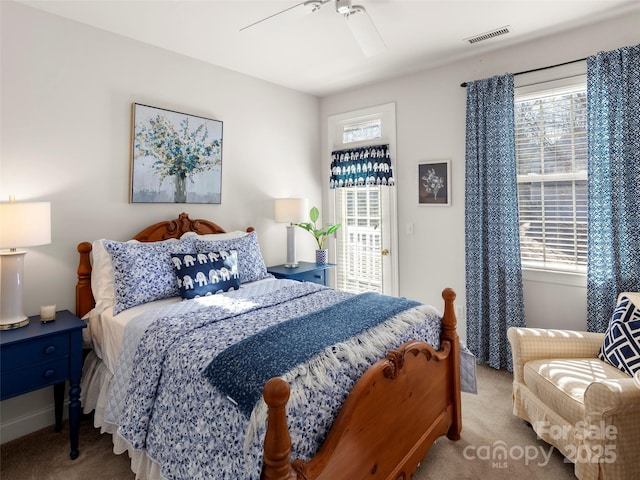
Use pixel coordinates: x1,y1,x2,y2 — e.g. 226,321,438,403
240,0,386,57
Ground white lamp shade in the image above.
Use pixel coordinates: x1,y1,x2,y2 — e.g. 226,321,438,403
274,198,309,223
0,202,51,249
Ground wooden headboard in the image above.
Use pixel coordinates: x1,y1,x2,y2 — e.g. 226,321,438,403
75,213,254,318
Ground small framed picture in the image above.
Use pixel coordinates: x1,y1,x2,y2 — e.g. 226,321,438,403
418,160,451,206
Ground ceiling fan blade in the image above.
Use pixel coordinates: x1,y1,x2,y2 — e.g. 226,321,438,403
240,1,329,32
344,5,386,57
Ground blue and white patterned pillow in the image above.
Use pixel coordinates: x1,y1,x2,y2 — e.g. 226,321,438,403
171,250,240,299
194,231,271,284
599,295,640,376
104,239,194,315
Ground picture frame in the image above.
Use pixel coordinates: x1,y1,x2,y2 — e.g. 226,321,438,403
130,103,223,204
418,160,451,206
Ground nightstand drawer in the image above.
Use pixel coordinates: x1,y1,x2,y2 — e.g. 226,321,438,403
267,262,335,286
290,269,326,284
0,334,69,371
0,358,70,399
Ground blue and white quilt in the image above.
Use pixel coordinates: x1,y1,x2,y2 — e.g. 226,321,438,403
104,280,452,480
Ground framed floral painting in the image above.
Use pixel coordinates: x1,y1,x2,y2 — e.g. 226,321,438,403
131,103,223,203
418,160,450,206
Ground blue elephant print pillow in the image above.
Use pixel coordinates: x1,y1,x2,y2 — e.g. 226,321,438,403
171,250,240,299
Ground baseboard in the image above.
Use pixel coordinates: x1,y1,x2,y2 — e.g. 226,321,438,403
1,401,68,444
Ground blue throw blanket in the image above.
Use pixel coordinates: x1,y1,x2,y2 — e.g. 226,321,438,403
205,292,420,416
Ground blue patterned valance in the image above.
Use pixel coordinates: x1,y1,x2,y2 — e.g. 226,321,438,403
330,144,394,188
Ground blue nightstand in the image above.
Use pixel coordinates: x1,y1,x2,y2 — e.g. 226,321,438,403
267,261,336,286
0,310,86,459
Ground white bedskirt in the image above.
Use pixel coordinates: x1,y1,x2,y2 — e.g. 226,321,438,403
81,351,162,480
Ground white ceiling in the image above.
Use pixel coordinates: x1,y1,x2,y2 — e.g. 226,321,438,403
19,0,639,97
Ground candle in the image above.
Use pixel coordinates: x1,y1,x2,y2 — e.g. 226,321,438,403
40,305,56,322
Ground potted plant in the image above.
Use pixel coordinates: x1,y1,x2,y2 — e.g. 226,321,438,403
296,206,341,264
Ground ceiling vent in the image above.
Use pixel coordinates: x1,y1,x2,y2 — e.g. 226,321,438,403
465,25,511,44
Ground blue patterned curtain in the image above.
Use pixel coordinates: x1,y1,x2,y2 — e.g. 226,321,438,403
465,74,525,370
330,144,394,188
586,45,640,332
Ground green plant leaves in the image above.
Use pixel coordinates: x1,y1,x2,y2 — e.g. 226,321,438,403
295,207,341,249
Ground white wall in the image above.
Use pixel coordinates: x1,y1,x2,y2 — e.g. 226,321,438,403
0,1,321,442
320,11,640,339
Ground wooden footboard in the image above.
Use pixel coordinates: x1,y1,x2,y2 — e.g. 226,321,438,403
262,288,461,480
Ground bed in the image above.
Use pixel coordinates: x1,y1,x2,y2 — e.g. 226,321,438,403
76,213,468,480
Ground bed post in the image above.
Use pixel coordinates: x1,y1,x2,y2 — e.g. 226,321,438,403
441,288,462,440
262,378,297,480
76,242,94,318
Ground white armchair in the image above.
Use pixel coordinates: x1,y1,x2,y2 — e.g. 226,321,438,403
508,296,640,480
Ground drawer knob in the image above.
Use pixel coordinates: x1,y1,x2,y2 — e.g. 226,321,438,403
44,345,56,355
44,369,55,378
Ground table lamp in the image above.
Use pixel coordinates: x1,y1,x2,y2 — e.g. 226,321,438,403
274,198,308,268
0,199,51,329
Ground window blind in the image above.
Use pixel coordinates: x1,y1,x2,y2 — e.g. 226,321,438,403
515,82,588,271
335,186,383,293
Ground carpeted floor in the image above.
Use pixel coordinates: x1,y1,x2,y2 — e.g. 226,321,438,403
0,413,134,480
414,365,575,479
0,365,576,479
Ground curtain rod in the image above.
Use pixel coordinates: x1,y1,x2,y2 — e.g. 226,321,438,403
459,57,587,88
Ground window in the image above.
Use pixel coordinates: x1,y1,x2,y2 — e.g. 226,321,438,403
515,79,587,273
342,119,381,144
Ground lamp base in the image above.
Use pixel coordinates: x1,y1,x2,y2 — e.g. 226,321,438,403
1,250,29,330
0,318,29,330
285,225,298,269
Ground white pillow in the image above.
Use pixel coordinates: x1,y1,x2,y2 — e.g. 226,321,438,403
91,239,131,313
180,230,248,241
